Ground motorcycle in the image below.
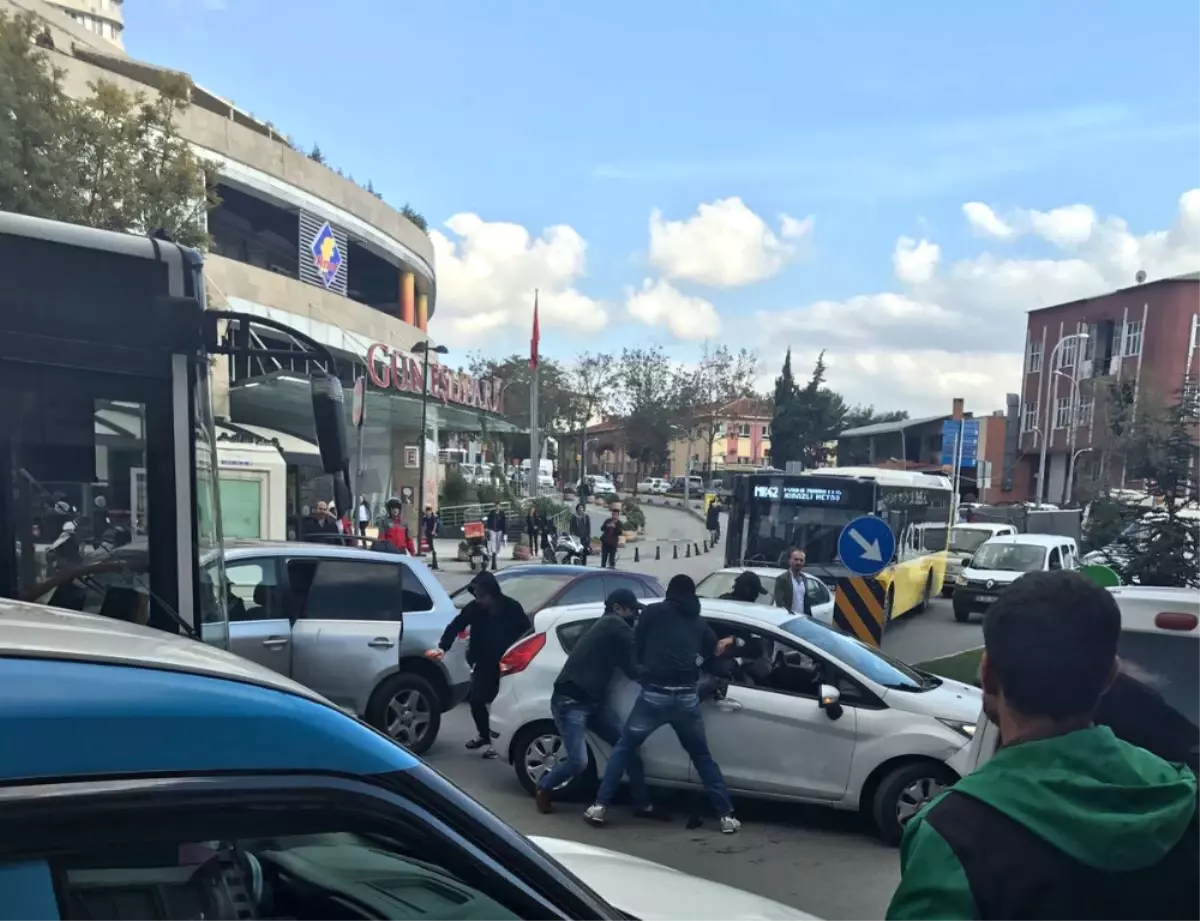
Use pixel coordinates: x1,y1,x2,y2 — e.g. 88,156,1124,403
553,531,587,566
463,520,490,572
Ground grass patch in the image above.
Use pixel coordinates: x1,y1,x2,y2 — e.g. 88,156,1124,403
916,646,983,686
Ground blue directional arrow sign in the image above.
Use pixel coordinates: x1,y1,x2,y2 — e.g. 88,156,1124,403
837,516,896,577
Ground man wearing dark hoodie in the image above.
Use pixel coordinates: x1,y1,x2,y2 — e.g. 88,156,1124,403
584,575,739,833
429,571,529,759
887,570,1198,921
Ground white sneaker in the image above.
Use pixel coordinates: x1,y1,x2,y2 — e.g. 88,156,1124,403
720,815,741,834
583,804,607,826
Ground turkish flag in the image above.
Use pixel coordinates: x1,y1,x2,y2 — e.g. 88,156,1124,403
529,291,540,371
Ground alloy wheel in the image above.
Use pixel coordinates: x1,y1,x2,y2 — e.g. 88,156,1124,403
895,776,946,825
385,688,433,747
524,733,572,789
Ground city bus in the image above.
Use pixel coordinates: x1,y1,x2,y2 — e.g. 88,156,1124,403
724,466,954,619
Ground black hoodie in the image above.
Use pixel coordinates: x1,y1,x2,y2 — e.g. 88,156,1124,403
635,591,718,688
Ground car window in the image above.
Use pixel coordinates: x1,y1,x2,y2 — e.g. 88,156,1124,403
694,571,772,605
454,573,577,613
604,573,653,599
225,558,282,622
781,614,927,691
40,828,524,920
292,559,402,621
804,575,830,605
557,618,599,653
1048,547,1062,570
971,542,1047,573
400,563,434,612
557,576,607,606
1115,632,1200,732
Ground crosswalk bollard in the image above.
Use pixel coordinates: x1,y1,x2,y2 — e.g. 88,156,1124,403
655,545,661,561
673,544,678,560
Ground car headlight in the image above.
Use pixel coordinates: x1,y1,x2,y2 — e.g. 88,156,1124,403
938,718,977,739
955,574,967,586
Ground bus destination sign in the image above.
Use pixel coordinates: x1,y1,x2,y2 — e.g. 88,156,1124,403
753,484,846,504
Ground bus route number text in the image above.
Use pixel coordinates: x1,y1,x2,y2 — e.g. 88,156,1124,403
754,484,845,504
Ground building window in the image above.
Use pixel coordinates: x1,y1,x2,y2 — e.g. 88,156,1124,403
1054,397,1071,429
1077,398,1094,427
738,423,751,437
762,425,771,437
737,456,750,465
1059,335,1079,368
1022,402,1039,433
1027,340,1043,373
1123,320,1143,357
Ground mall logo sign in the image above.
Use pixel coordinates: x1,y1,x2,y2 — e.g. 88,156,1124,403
366,343,505,412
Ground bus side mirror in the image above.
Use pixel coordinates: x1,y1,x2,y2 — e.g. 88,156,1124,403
311,372,349,476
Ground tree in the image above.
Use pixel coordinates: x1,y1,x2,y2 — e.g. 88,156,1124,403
770,351,846,470
770,348,802,468
844,406,909,429
401,203,428,232
0,12,217,249
614,347,685,483
468,353,576,447
682,344,759,477
561,352,616,485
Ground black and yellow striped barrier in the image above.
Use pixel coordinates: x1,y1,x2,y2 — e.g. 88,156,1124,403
833,577,887,647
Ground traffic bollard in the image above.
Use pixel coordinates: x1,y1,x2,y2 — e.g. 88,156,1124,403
673,544,678,560
694,542,700,556
686,543,691,558
634,546,640,563
703,539,708,552
655,545,661,560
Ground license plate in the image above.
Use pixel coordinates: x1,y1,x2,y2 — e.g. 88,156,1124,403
976,594,998,603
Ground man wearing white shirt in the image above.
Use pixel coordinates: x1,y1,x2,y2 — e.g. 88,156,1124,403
772,548,814,617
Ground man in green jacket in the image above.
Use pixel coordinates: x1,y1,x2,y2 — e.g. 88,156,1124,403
887,570,1198,921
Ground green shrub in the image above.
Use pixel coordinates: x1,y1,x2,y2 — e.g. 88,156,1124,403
620,496,646,531
440,468,471,506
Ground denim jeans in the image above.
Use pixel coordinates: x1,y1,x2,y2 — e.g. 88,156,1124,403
596,687,733,816
538,694,651,809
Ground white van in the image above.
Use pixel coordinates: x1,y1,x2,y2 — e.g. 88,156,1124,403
950,585,1200,776
951,533,1079,623
909,522,1020,597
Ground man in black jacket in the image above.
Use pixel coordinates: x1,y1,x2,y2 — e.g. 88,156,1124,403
484,503,507,571
568,503,592,565
585,575,740,833
535,589,664,818
429,571,529,758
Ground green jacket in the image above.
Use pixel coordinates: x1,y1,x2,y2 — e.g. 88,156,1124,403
887,726,1198,920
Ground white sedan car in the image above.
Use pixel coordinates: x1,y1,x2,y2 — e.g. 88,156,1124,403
695,567,835,625
491,599,982,844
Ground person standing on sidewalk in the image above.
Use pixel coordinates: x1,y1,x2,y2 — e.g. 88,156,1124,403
421,505,441,570
598,507,621,569
429,571,529,759
356,495,371,538
705,497,721,545
569,502,592,565
886,570,1198,920
535,588,667,821
484,502,507,571
584,575,740,833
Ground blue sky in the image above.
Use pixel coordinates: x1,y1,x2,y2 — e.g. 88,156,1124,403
129,0,1200,413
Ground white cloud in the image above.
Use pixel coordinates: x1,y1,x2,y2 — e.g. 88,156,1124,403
429,213,609,345
962,202,1015,239
892,237,940,284
648,197,814,288
753,188,1200,416
625,278,721,341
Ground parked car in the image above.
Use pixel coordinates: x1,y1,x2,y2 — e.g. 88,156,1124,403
221,541,472,755
491,598,982,844
951,533,1080,622
636,477,670,495
950,584,1199,777
694,566,835,625
450,564,663,615
0,603,813,921
668,476,704,494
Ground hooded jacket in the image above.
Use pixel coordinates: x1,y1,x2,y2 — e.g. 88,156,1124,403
439,582,530,669
635,591,718,689
887,725,1199,920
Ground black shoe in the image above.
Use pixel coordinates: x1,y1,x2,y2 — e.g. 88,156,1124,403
465,736,489,750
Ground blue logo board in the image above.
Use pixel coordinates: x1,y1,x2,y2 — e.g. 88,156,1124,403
940,419,980,468
310,221,343,289
837,515,896,577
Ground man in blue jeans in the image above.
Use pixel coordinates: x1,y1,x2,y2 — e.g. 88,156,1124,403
585,574,740,834
535,589,666,820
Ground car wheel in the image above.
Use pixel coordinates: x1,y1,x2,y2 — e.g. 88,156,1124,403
873,761,955,845
915,573,933,613
953,606,971,623
366,672,442,756
940,586,954,598
511,721,597,801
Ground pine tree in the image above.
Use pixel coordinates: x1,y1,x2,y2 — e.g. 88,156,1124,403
770,348,801,468
308,143,325,164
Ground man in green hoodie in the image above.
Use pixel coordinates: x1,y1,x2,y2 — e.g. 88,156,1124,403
887,570,1198,921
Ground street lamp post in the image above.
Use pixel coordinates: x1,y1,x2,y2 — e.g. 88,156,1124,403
1066,446,1094,506
413,340,449,554
1055,369,1081,506
1037,333,1088,507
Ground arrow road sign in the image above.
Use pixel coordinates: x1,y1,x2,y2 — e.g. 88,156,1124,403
837,515,896,577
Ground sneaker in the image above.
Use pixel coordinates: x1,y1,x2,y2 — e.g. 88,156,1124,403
465,736,489,750
534,788,553,815
481,747,499,760
583,804,607,826
719,815,741,834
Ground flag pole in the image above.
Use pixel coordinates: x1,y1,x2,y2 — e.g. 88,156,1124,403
529,290,540,501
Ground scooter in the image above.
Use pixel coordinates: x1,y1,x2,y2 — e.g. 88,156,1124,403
463,520,490,572
553,532,587,566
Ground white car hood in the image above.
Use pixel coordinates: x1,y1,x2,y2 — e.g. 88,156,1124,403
883,674,982,725
532,835,816,920
960,567,1021,586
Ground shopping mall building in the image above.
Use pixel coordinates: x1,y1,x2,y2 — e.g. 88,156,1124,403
6,0,514,532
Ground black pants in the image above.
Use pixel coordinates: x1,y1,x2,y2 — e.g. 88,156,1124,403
357,521,368,537
469,663,501,739
424,534,438,568
600,544,617,569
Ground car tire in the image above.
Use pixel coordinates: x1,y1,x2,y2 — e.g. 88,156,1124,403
366,672,442,756
873,761,956,846
511,721,598,801
915,573,934,613
953,606,971,623
884,587,895,619
940,587,954,598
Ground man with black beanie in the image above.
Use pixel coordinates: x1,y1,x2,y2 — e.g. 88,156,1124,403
585,574,740,833
429,571,529,759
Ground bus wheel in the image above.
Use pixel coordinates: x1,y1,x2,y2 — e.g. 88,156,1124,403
884,587,895,619
916,573,933,613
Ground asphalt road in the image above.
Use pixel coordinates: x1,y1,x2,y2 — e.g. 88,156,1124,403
423,501,983,919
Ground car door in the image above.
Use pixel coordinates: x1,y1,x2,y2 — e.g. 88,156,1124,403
804,574,835,625
287,557,405,714
693,620,858,800
224,556,291,675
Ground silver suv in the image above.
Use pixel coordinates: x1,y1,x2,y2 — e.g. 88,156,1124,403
223,541,470,754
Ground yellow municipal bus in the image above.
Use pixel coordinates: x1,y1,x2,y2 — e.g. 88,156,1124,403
724,466,954,619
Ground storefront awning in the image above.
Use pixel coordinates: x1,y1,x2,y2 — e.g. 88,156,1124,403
216,421,322,467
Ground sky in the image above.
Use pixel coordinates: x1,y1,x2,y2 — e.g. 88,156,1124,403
130,0,1200,416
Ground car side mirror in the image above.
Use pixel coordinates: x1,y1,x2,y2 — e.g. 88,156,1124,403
818,683,844,720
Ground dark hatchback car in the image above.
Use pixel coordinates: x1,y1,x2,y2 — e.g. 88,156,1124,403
450,565,664,614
